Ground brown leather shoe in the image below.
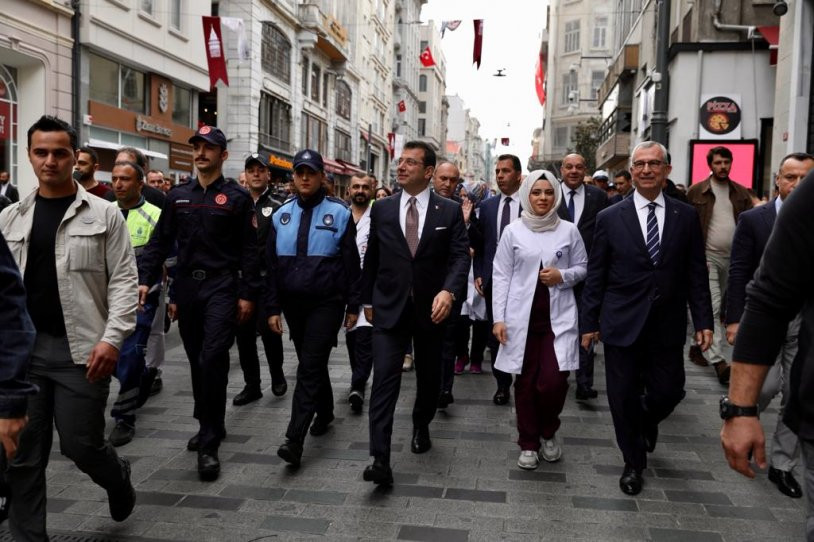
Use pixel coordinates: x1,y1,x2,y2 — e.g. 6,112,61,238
688,345,708,367
713,361,731,386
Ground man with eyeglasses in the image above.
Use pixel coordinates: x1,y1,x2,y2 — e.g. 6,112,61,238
581,141,713,496
686,146,753,385
556,154,608,401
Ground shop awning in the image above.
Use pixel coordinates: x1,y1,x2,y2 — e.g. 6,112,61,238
338,160,366,175
87,138,168,160
323,158,346,175
757,26,779,65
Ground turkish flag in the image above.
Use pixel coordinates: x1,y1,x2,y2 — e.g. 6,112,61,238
420,46,435,67
473,20,484,69
397,100,406,113
535,52,546,106
203,16,229,88
501,137,510,146
387,132,396,158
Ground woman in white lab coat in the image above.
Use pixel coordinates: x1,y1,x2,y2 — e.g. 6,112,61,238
492,170,587,470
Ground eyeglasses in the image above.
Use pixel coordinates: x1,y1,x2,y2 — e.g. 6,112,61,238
631,160,664,171
397,158,424,167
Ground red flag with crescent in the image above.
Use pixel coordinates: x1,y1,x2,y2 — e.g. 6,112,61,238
535,51,546,106
420,46,435,67
397,100,406,113
203,16,229,88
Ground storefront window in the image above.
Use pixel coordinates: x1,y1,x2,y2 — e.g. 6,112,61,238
0,65,18,184
89,54,119,108
121,67,146,113
173,86,191,127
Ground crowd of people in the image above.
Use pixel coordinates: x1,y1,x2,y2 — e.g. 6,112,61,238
1,114,813,539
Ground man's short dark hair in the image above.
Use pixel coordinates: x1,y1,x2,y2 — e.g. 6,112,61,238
403,140,436,168
113,160,145,181
147,168,164,177
497,154,522,172
613,169,632,181
778,152,814,171
706,146,733,166
77,146,99,164
27,115,77,150
117,146,148,170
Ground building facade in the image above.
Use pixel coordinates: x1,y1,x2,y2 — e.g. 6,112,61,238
417,22,446,152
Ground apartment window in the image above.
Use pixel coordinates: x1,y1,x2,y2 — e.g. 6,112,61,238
301,56,309,95
561,71,578,105
396,54,402,78
89,53,147,114
169,0,182,30
261,23,292,84
322,75,329,107
420,40,428,51
419,74,427,92
564,20,580,53
172,86,191,126
554,126,570,148
593,16,608,49
334,129,352,162
418,101,426,114
311,63,321,102
301,112,327,154
140,0,154,16
591,70,605,99
259,93,292,151
418,118,426,136
336,80,351,120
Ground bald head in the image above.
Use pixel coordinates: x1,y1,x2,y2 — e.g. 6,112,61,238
560,153,587,190
433,161,461,199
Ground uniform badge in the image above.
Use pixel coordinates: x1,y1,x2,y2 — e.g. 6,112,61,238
137,227,143,235
280,212,291,225
323,214,334,226
302,151,311,160
215,193,228,205
261,206,273,217
199,125,211,134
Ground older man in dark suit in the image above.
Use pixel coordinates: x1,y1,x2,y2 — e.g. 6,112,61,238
556,153,609,401
361,141,470,485
581,141,713,496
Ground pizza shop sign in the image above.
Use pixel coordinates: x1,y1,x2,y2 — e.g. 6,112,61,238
699,95,742,138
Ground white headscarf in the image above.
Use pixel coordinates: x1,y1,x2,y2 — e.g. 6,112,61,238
518,170,562,233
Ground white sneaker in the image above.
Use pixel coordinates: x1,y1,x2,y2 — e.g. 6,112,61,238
540,437,562,462
517,450,540,470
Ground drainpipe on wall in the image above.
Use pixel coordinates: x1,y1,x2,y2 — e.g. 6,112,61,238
650,0,671,145
71,0,81,131
712,0,759,38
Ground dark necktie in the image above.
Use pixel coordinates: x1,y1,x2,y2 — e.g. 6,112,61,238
568,190,576,222
499,196,512,238
646,202,660,265
406,197,419,257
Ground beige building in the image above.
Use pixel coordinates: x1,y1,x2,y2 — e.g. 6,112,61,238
417,22,446,153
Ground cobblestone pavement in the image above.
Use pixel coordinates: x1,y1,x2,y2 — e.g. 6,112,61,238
0,325,805,541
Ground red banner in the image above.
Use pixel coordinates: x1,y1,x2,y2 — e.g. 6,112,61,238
397,100,406,113
387,132,396,159
473,20,483,69
420,46,435,67
535,52,546,106
203,16,229,88
501,137,510,146
0,101,10,141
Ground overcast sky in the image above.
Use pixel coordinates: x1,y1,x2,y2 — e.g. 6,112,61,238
420,0,548,173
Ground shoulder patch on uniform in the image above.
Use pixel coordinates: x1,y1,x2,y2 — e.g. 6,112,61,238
280,212,291,225
262,206,273,217
215,194,228,205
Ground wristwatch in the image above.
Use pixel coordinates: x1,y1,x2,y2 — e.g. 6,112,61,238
719,396,759,420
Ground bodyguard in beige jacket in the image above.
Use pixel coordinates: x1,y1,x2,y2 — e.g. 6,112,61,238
0,115,138,540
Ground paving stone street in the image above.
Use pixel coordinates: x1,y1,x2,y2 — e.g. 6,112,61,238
0,325,805,542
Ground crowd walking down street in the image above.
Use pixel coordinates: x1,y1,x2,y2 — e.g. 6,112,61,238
0,115,813,542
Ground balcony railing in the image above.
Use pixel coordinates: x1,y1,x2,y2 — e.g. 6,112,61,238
597,107,632,145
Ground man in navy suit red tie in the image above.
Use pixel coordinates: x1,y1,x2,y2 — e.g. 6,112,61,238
360,141,470,485
580,141,713,496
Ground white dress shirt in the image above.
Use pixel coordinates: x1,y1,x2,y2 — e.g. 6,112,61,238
633,189,666,242
562,183,585,224
775,195,783,215
399,186,431,240
495,191,521,236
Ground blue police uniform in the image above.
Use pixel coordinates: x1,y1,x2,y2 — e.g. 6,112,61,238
266,186,360,454
139,174,260,457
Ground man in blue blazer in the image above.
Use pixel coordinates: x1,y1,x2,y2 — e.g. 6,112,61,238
581,141,713,496
725,152,814,499
471,155,523,405
360,141,470,485
556,153,609,400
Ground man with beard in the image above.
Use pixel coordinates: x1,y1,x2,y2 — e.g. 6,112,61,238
74,147,115,201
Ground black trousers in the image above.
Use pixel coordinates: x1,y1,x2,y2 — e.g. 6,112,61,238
369,298,445,461
282,298,345,444
346,326,373,394
484,283,513,389
604,317,686,472
175,275,237,452
453,317,490,364
235,303,284,390
440,313,460,393
573,284,595,391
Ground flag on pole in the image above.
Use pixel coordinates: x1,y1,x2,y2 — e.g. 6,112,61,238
203,16,229,88
473,20,484,69
440,20,462,38
535,51,546,106
397,100,406,113
501,137,510,146
419,46,435,67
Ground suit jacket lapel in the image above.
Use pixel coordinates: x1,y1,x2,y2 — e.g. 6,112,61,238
415,192,441,255
620,198,650,260
386,196,413,258
764,199,777,228
578,187,592,227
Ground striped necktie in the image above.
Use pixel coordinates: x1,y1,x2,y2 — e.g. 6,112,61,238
646,202,660,265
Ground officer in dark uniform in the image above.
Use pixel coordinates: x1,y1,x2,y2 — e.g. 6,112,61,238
233,153,287,405
138,126,260,481
267,149,361,468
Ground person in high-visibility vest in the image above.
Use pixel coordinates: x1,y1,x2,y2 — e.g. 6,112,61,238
108,160,163,447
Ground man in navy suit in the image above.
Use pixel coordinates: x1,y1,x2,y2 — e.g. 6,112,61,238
556,153,609,400
361,141,470,485
725,152,814,499
472,154,523,405
581,141,713,496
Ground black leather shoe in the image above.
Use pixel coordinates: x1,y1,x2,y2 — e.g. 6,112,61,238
493,387,510,405
108,421,135,447
107,459,136,522
363,457,393,486
233,386,263,406
768,467,803,498
411,426,432,454
348,390,364,414
619,465,643,496
197,451,220,482
277,440,303,467
150,376,163,396
187,434,200,452
309,414,334,436
438,391,454,409
575,387,598,401
271,376,288,397
643,422,658,453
